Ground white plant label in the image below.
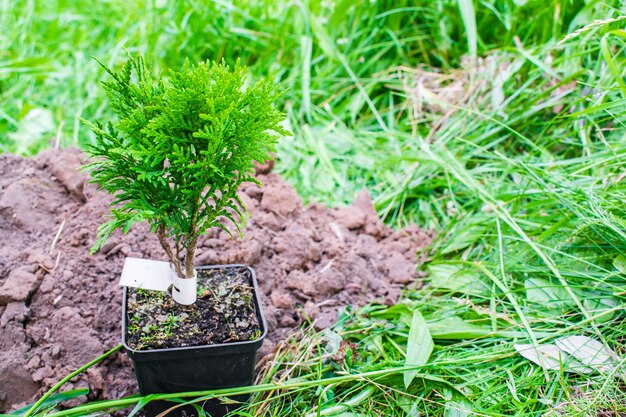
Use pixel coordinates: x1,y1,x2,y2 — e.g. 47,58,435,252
120,257,198,305
171,272,197,305
119,257,173,291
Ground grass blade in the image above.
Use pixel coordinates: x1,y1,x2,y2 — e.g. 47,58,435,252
457,0,477,60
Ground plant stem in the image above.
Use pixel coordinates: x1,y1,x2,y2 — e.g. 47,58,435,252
24,344,123,417
184,234,198,278
157,223,183,277
184,197,200,278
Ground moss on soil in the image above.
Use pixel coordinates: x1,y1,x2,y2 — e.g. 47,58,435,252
125,266,261,350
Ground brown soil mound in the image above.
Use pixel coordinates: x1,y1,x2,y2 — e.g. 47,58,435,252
0,148,431,412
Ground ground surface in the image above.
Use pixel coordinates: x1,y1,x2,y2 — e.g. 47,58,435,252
0,148,431,412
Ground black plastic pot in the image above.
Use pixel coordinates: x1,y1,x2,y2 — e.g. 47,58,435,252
122,264,267,416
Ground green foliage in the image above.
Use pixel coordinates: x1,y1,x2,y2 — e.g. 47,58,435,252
83,55,286,277
0,0,608,156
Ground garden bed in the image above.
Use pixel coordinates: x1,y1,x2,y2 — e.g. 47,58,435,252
0,148,431,412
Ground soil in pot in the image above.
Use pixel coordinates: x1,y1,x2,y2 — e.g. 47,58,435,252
126,266,261,350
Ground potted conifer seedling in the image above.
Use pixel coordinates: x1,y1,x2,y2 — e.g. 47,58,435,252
82,55,287,415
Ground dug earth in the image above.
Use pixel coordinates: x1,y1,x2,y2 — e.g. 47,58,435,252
0,148,432,412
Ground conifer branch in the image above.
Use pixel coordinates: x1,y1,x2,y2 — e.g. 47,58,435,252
83,55,288,285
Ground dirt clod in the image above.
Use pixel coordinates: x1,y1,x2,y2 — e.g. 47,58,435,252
383,252,417,284
36,148,87,201
1,302,29,326
0,268,39,305
0,148,432,412
333,206,367,230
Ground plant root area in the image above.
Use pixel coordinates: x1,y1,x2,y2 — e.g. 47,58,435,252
0,148,432,412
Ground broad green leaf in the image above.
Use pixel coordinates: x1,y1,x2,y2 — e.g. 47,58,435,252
614,255,626,274
404,310,434,388
583,294,617,323
370,303,413,324
428,316,492,340
427,264,489,295
443,388,473,417
525,278,575,307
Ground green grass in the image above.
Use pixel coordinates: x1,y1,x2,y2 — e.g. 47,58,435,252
2,1,626,416
1,0,614,157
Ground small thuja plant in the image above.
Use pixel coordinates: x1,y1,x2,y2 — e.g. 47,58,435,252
83,55,286,303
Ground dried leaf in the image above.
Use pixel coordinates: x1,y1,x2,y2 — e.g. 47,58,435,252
323,328,343,356
515,336,618,374
555,336,617,374
514,343,564,371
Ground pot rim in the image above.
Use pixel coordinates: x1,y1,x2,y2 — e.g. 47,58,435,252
121,263,268,355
